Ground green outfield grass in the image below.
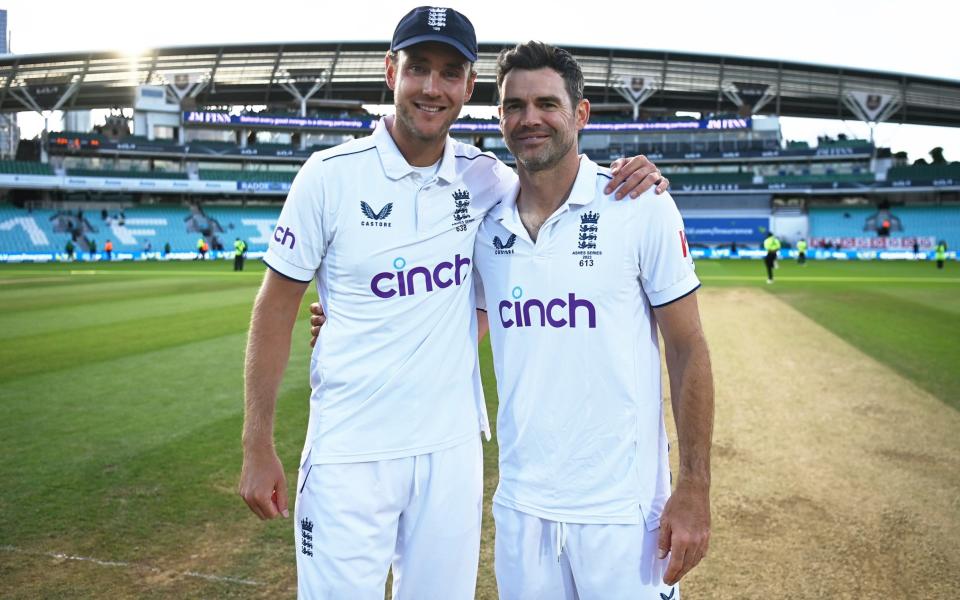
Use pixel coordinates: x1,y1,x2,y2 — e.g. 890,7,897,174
695,258,960,409
0,257,957,597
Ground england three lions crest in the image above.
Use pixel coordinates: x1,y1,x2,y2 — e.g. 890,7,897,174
452,188,476,232
572,210,601,267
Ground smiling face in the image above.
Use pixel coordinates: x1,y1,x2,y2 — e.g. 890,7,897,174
386,42,476,151
499,67,589,173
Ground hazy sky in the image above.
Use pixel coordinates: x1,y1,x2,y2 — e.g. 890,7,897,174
6,0,959,161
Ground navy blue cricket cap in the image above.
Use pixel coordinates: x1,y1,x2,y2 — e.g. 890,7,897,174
391,7,478,62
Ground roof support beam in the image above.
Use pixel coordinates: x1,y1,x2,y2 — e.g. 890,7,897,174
265,46,284,106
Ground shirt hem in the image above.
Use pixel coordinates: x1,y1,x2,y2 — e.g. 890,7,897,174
304,429,480,464
492,494,643,526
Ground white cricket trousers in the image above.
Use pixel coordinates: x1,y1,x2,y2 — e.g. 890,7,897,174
294,437,483,600
493,503,679,600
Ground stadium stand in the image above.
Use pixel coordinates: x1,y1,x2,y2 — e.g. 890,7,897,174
66,168,188,179
666,172,755,186
887,163,960,182
0,203,283,256
765,172,876,185
808,205,960,248
0,160,55,175
2,43,958,262
198,169,296,183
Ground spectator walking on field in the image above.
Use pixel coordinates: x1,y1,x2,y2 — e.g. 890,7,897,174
763,231,781,283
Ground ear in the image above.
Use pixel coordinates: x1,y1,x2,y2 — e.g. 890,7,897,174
385,53,398,91
463,69,477,103
576,98,590,132
498,100,505,135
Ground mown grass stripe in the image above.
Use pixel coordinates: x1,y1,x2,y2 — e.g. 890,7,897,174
773,288,960,409
0,286,259,341
0,276,257,312
700,274,960,283
0,303,257,380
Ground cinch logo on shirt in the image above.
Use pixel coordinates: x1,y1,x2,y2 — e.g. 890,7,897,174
370,254,471,299
274,226,296,249
498,287,597,329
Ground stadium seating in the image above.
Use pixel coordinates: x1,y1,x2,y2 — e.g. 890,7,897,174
887,163,960,181
66,168,188,179
198,169,296,183
818,138,871,149
203,205,282,249
808,205,960,248
666,171,754,186
0,203,283,255
0,160,55,175
187,140,239,151
765,172,875,185
247,142,298,153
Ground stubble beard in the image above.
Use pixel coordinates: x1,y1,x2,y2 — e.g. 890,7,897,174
395,101,456,145
510,127,576,173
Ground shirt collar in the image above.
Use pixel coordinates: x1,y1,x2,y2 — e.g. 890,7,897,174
373,116,458,183
491,155,599,224
566,156,600,207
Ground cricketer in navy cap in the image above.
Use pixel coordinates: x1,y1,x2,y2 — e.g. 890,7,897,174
391,6,479,62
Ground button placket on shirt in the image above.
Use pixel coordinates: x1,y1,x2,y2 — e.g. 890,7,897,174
532,205,568,260
411,173,438,234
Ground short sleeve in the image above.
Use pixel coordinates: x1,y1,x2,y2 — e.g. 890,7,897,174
637,191,701,307
263,155,327,282
473,267,487,311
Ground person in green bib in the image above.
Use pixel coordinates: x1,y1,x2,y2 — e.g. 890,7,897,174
796,238,808,265
234,237,247,271
935,240,947,269
763,231,781,283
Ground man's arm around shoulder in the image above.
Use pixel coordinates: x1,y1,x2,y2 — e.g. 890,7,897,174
239,269,309,520
653,291,714,586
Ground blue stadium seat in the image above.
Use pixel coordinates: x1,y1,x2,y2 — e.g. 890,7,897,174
808,205,960,248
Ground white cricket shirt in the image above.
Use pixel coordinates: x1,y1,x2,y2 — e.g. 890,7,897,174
265,118,515,464
474,157,700,527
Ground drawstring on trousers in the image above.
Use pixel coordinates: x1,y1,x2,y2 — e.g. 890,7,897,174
413,453,422,498
556,521,567,562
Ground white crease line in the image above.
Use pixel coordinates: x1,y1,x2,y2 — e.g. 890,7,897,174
0,544,263,586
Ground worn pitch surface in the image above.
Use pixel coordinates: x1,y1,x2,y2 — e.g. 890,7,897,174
678,288,960,600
